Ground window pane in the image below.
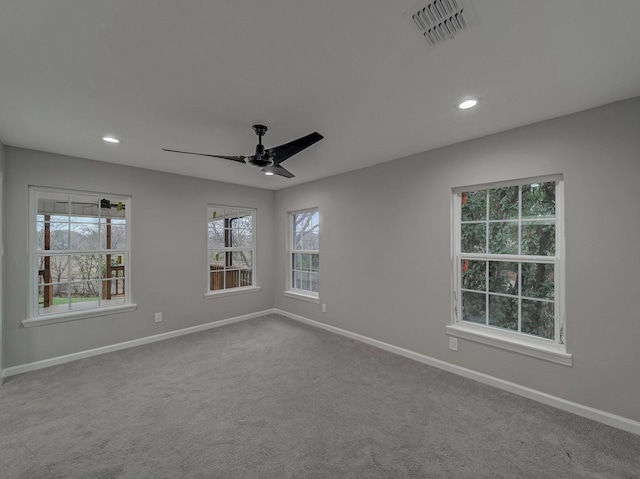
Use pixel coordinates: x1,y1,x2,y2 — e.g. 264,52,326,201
71,222,100,250
101,276,126,299
105,224,126,250
308,272,319,292
461,190,486,222
522,182,555,219
293,211,319,250
208,218,225,248
47,223,70,250
209,251,225,290
38,282,70,312
209,250,225,267
294,271,309,290
38,255,70,285
521,263,554,300
69,281,100,310
489,186,519,220
293,253,302,271
294,253,317,272
521,222,555,256
69,255,103,282
461,223,486,253
310,254,319,273
231,214,253,248
488,222,518,255
36,222,45,250
488,295,518,331
231,250,252,269
522,299,554,340
489,262,518,295
461,260,485,292
462,291,486,324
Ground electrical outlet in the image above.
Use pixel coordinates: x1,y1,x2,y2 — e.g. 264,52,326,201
155,312,162,323
322,304,327,313
449,337,458,351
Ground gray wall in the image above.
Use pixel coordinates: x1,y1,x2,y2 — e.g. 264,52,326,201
274,97,640,422
4,148,275,367
0,140,5,373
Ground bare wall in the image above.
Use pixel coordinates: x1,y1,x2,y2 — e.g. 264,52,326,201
0,140,5,373
274,97,640,422
4,148,275,367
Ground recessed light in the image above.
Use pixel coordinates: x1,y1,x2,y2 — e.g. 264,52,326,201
264,172,274,176
458,99,477,110
102,136,120,143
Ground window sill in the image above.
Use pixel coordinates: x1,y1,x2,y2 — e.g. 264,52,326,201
283,290,320,304
22,304,138,328
204,286,261,299
446,322,573,366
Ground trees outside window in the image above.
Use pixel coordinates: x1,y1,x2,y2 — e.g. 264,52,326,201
453,177,565,347
289,208,319,295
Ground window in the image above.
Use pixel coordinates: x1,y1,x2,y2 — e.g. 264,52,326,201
207,205,256,295
26,187,135,325
286,208,319,300
449,176,571,365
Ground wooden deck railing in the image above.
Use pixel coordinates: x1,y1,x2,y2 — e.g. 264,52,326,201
210,264,252,290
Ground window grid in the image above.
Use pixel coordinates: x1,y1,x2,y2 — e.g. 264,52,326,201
289,208,319,295
30,188,131,319
207,206,256,292
456,181,560,343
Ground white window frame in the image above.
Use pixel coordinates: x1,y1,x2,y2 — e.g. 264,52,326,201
205,205,260,299
284,207,320,303
24,187,136,327
447,175,572,366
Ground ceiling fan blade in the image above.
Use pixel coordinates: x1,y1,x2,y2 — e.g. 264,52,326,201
262,164,295,178
162,148,246,163
266,132,323,165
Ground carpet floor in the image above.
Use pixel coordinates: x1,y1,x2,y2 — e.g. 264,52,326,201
0,314,638,478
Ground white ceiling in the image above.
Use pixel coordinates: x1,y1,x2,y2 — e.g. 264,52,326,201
1,0,639,190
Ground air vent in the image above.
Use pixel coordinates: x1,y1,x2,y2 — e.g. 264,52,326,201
403,0,477,48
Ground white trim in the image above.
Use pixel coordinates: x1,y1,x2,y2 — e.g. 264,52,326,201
283,290,320,303
22,303,138,327
287,207,320,294
446,322,572,366
28,187,133,320
452,173,564,194
273,309,639,436
206,204,257,293
205,286,261,299
0,172,3,379
5,309,276,377
451,177,567,356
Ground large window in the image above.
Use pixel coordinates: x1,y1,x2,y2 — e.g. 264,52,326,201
207,206,256,293
449,176,570,364
288,208,319,298
27,187,134,324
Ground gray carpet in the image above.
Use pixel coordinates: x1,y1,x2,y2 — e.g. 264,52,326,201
0,314,638,478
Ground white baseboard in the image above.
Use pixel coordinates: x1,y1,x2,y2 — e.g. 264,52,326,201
3,307,638,436
2,309,277,378
274,309,640,436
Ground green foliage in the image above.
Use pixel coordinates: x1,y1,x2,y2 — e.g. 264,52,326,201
459,182,557,339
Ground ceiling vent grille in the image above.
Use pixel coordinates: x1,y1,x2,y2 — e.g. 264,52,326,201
403,0,477,48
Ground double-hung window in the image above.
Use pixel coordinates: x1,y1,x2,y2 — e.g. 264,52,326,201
286,208,319,300
26,187,134,325
449,176,571,365
207,205,257,295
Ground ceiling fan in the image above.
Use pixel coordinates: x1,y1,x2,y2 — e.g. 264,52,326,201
162,125,323,178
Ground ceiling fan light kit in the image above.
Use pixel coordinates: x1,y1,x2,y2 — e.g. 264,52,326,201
162,124,323,178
